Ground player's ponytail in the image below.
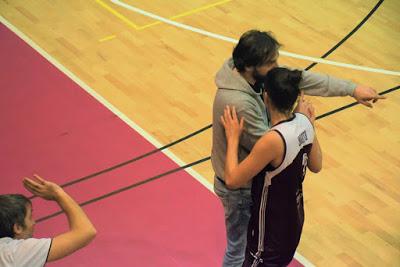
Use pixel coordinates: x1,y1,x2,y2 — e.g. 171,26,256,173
288,70,302,88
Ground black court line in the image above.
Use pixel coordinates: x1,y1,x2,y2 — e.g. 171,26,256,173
305,0,384,70
36,85,399,223
28,124,212,200
36,156,211,223
31,0,389,203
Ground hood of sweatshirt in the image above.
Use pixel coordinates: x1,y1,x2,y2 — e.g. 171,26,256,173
215,58,261,97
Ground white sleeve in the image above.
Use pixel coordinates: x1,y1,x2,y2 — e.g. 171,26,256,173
14,238,52,267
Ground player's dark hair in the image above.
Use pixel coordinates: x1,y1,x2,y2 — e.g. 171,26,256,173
264,67,302,113
232,30,281,72
0,194,31,238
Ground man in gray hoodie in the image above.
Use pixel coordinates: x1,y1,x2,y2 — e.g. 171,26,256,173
212,30,384,267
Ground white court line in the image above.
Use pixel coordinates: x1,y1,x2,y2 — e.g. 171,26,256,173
111,0,400,77
0,15,214,193
294,252,315,267
0,15,315,267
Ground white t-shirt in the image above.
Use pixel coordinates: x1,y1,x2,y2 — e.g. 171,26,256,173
0,237,51,267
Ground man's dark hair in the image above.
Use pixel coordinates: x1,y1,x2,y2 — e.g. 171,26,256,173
264,67,302,113
232,30,281,72
0,194,31,238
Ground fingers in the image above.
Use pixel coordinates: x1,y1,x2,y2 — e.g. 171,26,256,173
372,95,385,103
23,178,43,196
220,115,226,127
308,104,316,121
303,99,312,110
223,105,237,123
23,178,33,189
360,94,385,106
364,95,386,101
33,174,46,185
224,105,232,122
221,105,245,126
359,100,373,108
24,177,41,188
232,106,238,121
221,105,245,133
373,95,386,102
221,106,231,129
227,105,236,122
308,103,315,114
23,180,37,195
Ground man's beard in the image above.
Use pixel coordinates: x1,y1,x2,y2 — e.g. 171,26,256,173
252,68,267,95
252,68,267,82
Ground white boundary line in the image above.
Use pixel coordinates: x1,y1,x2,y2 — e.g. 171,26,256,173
0,15,315,267
111,0,400,77
294,252,316,267
0,15,214,193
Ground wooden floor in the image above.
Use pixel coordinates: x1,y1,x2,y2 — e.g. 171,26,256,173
1,0,399,266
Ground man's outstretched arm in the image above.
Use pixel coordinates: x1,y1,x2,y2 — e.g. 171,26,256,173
300,71,385,107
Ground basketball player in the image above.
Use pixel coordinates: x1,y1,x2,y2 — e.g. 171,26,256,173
221,67,321,266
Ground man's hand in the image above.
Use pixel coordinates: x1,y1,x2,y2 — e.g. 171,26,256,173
353,85,386,108
23,174,63,201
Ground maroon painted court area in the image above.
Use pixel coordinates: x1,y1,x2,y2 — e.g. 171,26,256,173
0,22,304,267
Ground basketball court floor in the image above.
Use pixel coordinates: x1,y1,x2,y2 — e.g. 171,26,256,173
1,0,399,266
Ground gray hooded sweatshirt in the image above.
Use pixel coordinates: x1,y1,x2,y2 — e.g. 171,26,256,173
211,58,356,188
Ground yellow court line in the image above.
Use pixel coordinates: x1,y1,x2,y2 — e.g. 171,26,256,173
171,0,231,20
137,0,232,30
99,35,116,42
95,0,231,31
136,21,162,30
95,0,139,30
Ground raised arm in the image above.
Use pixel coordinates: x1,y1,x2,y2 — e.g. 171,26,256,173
23,175,97,262
296,99,323,173
221,106,282,189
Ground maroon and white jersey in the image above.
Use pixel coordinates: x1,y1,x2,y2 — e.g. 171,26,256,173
246,113,314,266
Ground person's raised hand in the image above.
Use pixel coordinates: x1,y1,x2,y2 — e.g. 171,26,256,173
23,174,63,201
